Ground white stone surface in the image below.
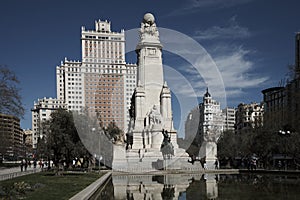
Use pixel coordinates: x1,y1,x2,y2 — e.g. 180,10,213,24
112,13,200,172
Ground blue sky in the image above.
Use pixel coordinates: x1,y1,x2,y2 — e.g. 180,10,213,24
1,0,300,131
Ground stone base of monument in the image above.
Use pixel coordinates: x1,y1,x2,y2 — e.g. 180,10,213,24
199,141,217,170
112,145,204,172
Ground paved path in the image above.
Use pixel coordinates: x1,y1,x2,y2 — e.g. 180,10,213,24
0,167,41,181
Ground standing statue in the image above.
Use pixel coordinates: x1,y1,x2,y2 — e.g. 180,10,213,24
203,129,220,142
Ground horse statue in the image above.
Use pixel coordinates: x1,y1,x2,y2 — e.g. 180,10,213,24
160,129,174,160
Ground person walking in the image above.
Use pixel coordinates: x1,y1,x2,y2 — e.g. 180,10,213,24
20,159,24,172
24,159,28,171
203,162,207,170
215,159,219,169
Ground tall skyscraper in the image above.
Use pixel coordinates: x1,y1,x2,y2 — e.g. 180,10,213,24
56,58,83,112
56,19,136,131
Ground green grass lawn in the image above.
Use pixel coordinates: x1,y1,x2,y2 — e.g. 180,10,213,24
0,171,104,200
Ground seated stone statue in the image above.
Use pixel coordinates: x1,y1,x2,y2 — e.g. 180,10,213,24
149,105,162,125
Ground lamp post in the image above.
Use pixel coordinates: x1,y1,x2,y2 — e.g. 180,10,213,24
92,127,102,174
278,130,290,170
91,128,96,171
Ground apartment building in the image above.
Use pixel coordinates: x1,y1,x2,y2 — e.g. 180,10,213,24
0,113,23,158
31,97,66,148
235,102,264,134
185,88,224,143
222,107,236,131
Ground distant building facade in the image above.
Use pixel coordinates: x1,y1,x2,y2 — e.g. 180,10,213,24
286,78,300,132
23,129,33,156
31,97,66,148
56,59,83,112
262,87,286,131
235,102,264,134
262,33,300,133
185,89,224,143
0,113,24,159
222,107,236,131
199,89,224,136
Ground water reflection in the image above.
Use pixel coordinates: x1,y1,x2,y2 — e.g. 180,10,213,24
95,173,300,200
94,173,217,200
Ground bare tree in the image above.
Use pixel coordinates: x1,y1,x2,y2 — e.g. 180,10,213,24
0,65,24,118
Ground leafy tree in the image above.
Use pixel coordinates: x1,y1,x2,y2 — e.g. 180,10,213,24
217,126,300,169
287,132,300,166
105,121,123,143
38,109,90,173
217,130,241,166
0,66,24,118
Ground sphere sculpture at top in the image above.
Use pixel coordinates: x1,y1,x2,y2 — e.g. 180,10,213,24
143,13,155,25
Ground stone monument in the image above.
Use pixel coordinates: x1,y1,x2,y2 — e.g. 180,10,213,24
198,128,220,170
112,13,202,172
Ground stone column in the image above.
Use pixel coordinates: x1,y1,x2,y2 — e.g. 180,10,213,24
200,141,217,169
132,86,145,149
160,82,173,131
151,126,163,149
169,130,179,149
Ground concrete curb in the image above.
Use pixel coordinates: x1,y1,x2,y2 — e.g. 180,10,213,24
112,169,239,175
239,169,300,174
0,168,42,181
70,171,112,200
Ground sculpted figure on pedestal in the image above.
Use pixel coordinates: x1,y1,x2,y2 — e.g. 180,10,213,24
149,105,162,125
140,13,159,39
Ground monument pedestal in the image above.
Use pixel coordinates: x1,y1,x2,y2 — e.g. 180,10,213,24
111,13,204,172
112,144,128,171
199,141,217,169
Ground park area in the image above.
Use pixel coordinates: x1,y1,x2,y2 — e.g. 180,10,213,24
0,170,103,199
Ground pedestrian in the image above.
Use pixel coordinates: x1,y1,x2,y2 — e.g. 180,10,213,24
24,159,28,171
215,159,219,169
20,159,24,172
278,160,282,170
203,162,207,170
39,160,42,168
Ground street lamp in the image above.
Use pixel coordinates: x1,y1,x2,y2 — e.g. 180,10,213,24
278,129,291,170
92,127,102,174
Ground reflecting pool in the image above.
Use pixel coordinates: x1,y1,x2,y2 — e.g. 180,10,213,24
92,173,300,199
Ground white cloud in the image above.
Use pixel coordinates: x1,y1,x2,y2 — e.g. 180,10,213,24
158,26,266,107
167,45,268,102
214,46,269,88
194,16,251,40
